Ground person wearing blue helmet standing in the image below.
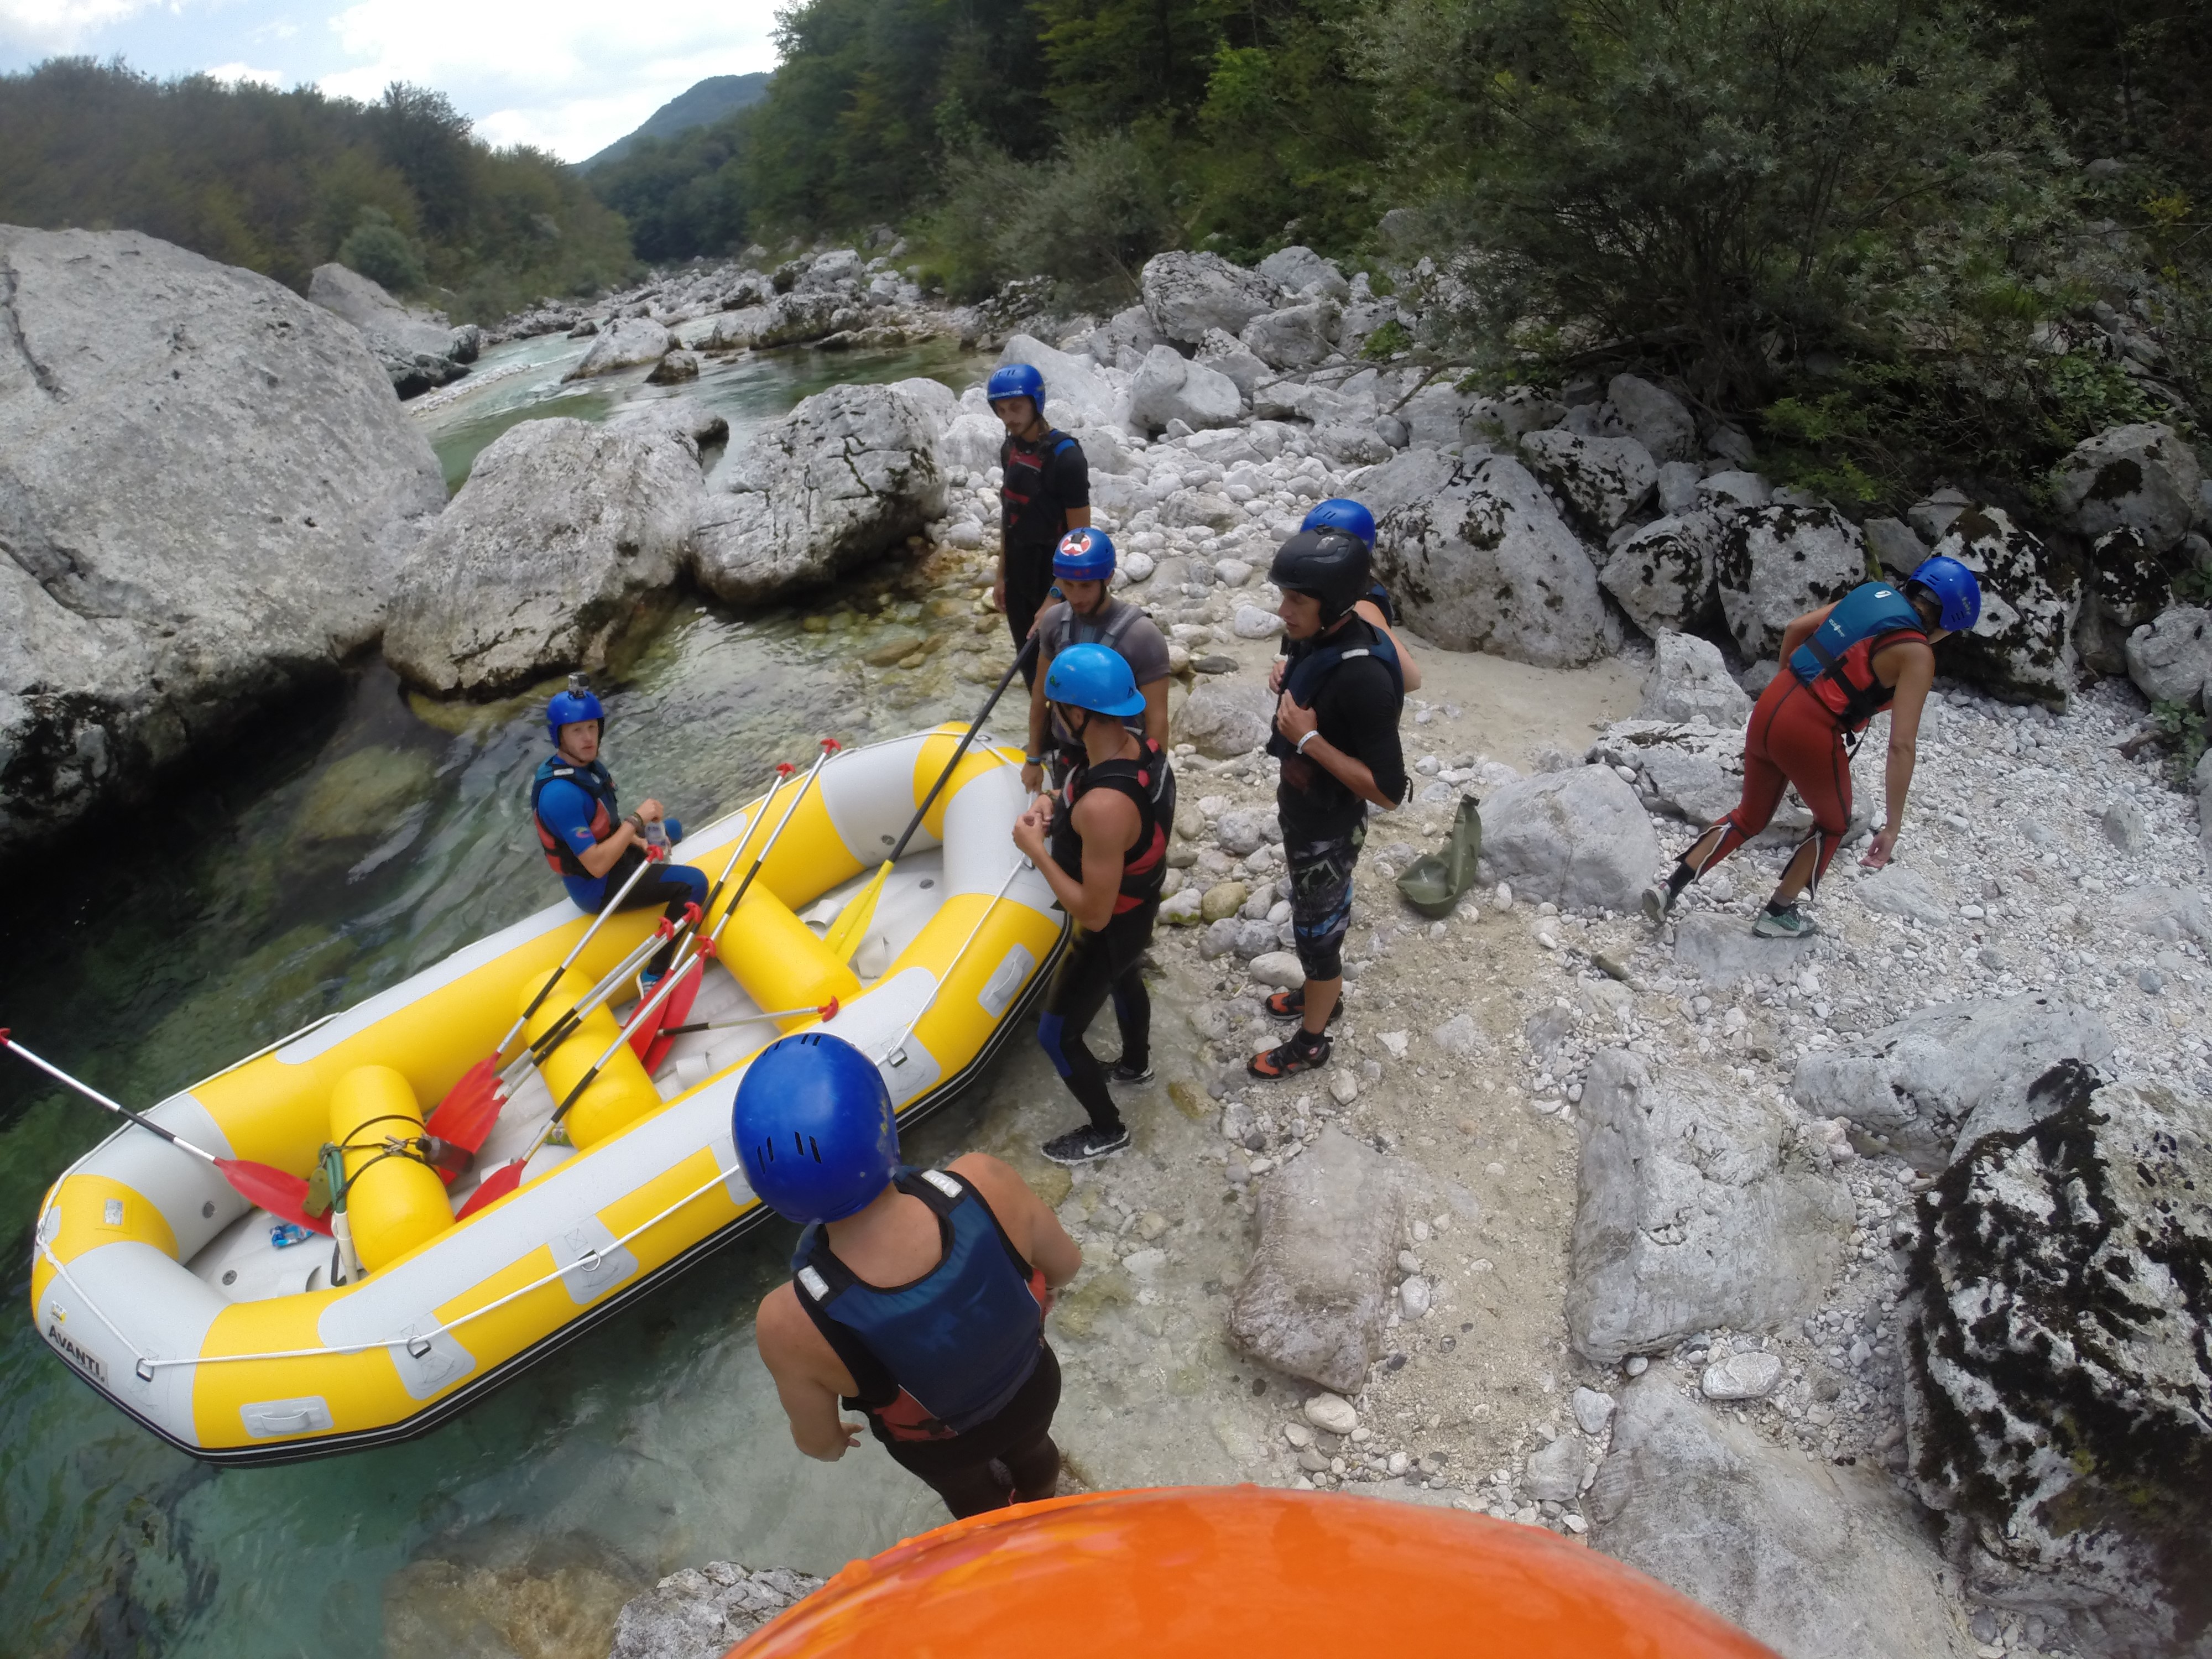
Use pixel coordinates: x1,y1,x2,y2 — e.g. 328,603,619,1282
1640,556,1983,938
740,1032,1082,1519
530,674,708,989
1013,643,1175,1164
986,361,1089,676
1023,528,1172,795
1297,497,1424,691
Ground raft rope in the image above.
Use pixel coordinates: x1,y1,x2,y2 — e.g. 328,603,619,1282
31,1157,745,1381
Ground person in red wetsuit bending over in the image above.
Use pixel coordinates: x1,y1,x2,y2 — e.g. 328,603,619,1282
1640,555,1983,940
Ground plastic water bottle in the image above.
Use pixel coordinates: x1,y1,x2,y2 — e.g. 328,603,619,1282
643,816,670,857
269,1223,311,1249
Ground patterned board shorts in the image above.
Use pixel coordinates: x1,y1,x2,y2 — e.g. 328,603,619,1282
1285,821,1365,982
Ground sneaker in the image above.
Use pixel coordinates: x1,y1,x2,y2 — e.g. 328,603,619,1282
1248,1029,1332,1079
1263,988,1343,1026
1106,1061,1154,1086
1750,905,1819,940
1640,883,1674,925
639,968,666,998
1041,1124,1130,1165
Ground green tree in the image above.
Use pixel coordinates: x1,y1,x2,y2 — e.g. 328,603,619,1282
336,206,425,291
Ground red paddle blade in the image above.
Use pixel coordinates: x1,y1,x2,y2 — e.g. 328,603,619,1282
218,1159,332,1235
639,959,705,1073
423,1054,504,1154
456,1160,524,1220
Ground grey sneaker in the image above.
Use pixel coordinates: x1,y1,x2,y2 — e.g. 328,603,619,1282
1041,1124,1130,1164
1640,883,1674,925
1107,1061,1154,1086
1750,905,1819,940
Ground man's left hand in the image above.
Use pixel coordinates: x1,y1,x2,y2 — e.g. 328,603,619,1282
1275,692,1318,746
1012,800,1050,862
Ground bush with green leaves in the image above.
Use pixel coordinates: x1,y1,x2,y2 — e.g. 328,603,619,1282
336,207,424,293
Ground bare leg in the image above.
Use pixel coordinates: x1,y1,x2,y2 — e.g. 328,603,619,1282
1301,975,1342,1037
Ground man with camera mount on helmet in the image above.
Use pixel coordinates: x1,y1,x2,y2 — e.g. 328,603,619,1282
985,362,1090,674
1022,527,1172,796
1250,530,1410,1082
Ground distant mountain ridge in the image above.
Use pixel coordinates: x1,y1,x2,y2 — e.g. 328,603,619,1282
581,73,771,171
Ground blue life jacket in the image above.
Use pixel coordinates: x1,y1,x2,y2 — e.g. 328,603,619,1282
1788,582,1929,731
1366,581,1397,626
530,755,619,880
1264,623,1405,763
791,1166,1046,1442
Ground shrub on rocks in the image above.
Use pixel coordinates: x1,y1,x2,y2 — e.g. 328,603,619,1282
1714,503,1865,660
1476,766,1660,911
1790,994,2115,1165
692,384,945,605
1374,455,1612,667
1902,1062,2212,1657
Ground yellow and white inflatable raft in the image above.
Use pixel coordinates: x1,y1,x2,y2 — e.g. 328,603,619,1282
29,726,1065,1463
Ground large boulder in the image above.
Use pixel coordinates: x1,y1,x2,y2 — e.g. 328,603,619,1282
562,315,675,380
795,248,861,291
1227,1126,1405,1393
305,262,476,398
1238,301,1338,372
1477,766,1662,912
2052,421,2204,555
1927,503,2080,706
609,1562,823,1659
2090,526,2174,631
1638,630,1752,726
1602,511,1726,635
1172,680,1273,758
1194,328,1270,401
1127,346,1244,434
1255,245,1349,302
2125,605,2212,709
749,291,844,349
1605,373,1699,464
995,333,1125,430
1568,1050,1853,1363
1592,1375,1978,1659
0,226,445,855
1518,429,1659,535
1085,305,1159,368
383,419,702,695
1790,994,2114,1165
1903,1063,2212,1657
1373,455,1611,667
1670,911,1818,990
1140,251,1281,346
692,384,944,606
1715,503,1866,660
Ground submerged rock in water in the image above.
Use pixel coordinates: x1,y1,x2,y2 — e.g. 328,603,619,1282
608,1562,823,1659
0,226,445,858
383,418,704,695
1902,1062,2212,1658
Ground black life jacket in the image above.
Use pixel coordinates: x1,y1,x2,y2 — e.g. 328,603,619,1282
1264,622,1406,763
1787,582,1929,732
1000,428,1079,550
530,755,618,880
792,1166,1046,1442
1048,737,1172,916
1365,581,1398,626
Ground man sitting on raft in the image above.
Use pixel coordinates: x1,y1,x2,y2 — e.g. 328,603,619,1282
530,674,709,992
742,1033,1083,1520
1640,556,1981,938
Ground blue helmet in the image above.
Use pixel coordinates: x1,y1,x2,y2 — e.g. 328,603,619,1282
1052,526,1116,581
1907,555,1982,632
1301,497,1376,547
731,1031,899,1225
1044,641,1145,718
986,362,1045,413
546,674,605,745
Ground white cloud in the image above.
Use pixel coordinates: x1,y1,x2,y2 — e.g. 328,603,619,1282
317,0,779,159
0,0,160,50
205,59,284,84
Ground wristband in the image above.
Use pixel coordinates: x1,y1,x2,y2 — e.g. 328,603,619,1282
1295,730,1321,753
625,813,645,834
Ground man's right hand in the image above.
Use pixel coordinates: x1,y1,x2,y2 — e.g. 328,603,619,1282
637,798,664,822
1021,761,1043,795
992,572,1007,613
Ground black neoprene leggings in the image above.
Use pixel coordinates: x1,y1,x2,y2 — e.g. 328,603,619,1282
598,850,709,976
1036,900,1157,1134
879,1344,1062,1519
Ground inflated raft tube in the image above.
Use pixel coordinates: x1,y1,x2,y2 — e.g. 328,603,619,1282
731,1486,1780,1657
28,726,1064,1463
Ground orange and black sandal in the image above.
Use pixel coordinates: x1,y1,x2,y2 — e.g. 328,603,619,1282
1248,1029,1332,1079
1264,988,1342,1025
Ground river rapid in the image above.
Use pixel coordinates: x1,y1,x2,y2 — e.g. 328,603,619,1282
0,332,1044,1658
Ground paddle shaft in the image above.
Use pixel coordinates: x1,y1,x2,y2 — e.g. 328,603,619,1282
660,998,839,1036
494,849,663,1062
887,633,1037,867
2,1031,222,1167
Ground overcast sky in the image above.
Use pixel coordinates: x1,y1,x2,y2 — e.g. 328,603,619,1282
0,0,780,161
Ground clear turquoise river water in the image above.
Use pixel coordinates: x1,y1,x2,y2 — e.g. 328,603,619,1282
0,332,1016,1658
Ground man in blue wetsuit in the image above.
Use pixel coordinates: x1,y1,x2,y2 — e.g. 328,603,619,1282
741,1032,1083,1520
530,675,708,989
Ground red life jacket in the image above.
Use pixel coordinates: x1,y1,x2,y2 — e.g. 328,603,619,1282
530,756,618,879
1048,738,1173,915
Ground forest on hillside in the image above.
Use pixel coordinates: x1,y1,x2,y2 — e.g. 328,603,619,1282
0,59,634,322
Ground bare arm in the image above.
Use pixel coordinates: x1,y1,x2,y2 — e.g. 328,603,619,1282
1013,789,1137,931
1355,600,1423,692
1140,678,1169,749
950,1152,1084,1289
754,1284,864,1460
1865,645,1936,868
1024,644,1055,793
1063,507,1091,531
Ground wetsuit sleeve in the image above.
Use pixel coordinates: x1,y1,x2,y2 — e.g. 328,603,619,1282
536,777,606,864
1049,439,1089,515
1320,662,1409,807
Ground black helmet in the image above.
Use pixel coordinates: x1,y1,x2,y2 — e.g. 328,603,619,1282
1269,529,1371,623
